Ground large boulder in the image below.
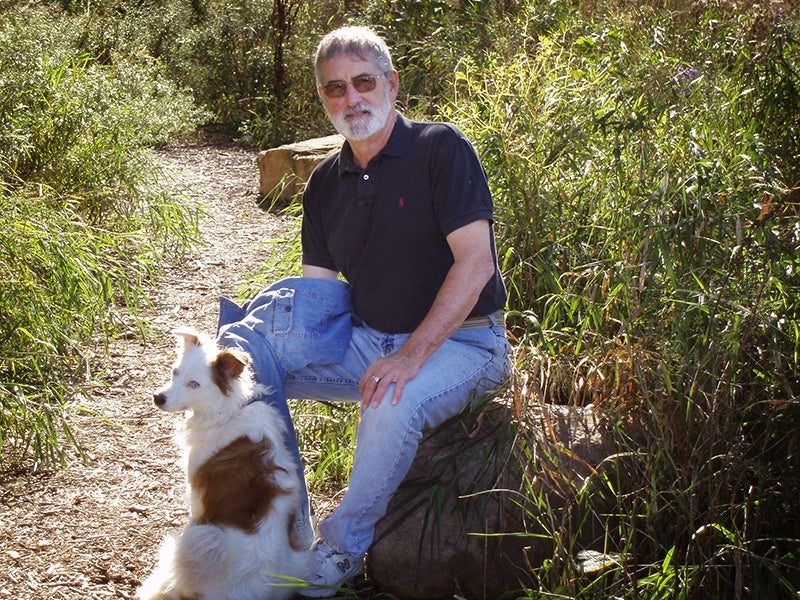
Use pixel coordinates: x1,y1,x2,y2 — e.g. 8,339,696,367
256,135,343,206
367,399,624,599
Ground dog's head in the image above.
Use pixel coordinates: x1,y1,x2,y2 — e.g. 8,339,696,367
153,327,254,416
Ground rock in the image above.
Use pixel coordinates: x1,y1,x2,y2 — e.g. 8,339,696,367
367,399,623,599
256,135,343,207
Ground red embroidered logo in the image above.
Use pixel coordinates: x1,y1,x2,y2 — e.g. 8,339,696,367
398,197,405,208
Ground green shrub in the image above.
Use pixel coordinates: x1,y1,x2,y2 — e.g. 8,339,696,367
448,2,799,596
140,0,333,145
0,4,203,470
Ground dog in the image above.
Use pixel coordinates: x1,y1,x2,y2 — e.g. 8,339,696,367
137,327,311,600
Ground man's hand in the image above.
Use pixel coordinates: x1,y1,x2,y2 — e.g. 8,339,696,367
359,352,422,409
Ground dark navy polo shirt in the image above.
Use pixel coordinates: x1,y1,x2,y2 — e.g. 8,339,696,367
301,113,506,334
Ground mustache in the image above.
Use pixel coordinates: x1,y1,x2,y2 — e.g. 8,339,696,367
342,104,374,117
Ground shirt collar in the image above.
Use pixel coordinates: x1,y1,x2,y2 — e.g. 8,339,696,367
337,111,412,176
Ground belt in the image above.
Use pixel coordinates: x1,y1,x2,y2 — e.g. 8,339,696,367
459,310,504,330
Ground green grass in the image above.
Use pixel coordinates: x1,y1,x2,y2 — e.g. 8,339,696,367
443,2,800,597
0,4,204,470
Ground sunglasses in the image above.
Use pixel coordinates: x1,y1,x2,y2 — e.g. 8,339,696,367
320,73,385,98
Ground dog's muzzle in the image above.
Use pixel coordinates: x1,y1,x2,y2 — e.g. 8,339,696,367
153,393,167,407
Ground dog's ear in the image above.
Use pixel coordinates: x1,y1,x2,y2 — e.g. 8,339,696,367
213,349,250,381
171,326,202,353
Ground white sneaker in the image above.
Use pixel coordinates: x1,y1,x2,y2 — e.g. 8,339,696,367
299,538,364,598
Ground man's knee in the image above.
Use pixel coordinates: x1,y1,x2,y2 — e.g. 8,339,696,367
360,393,423,434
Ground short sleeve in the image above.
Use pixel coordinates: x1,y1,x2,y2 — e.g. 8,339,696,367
301,167,338,272
427,124,494,236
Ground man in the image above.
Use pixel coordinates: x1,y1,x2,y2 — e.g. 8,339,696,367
218,25,509,596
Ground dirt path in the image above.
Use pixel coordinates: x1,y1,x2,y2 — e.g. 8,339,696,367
0,143,297,599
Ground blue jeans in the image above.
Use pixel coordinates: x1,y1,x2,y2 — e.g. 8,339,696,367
217,277,509,559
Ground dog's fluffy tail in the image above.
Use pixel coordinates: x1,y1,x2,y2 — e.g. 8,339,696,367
137,525,229,600
136,534,180,600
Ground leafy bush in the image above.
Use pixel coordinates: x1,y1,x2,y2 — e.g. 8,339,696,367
448,1,799,596
0,4,203,469
128,0,332,145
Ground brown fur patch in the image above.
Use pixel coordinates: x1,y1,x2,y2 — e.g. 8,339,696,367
210,350,249,396
191,436,290,533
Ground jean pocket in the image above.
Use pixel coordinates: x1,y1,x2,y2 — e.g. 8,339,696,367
270,288,294,335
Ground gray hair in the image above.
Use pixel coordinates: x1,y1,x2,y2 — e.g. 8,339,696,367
314,26,394,84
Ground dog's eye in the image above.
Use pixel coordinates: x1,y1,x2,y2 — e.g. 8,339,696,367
187,380,200,389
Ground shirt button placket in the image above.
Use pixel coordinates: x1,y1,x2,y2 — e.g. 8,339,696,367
357,170,376,206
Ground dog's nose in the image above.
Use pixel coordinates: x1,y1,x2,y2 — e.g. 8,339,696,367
153,393,167,407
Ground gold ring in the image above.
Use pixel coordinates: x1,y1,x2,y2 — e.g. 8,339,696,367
373,376,381,383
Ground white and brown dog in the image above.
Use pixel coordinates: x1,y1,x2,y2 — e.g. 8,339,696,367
137,327,310,600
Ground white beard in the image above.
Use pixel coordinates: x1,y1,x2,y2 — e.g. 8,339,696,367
328,92,393,141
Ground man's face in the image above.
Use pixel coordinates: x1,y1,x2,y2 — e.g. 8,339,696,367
317,53,397,141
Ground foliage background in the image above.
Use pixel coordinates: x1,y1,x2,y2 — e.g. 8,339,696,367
1,0,798,597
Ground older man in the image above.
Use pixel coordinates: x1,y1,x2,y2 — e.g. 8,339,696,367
218,25,509,596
